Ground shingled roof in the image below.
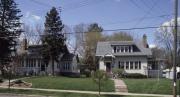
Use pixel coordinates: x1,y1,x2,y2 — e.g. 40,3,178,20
96,41,152,57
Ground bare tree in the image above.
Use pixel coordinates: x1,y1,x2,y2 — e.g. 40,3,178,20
155,19,180,69
102,32,133,41
22,24,43,45
35,24,43,44
74,23,87,56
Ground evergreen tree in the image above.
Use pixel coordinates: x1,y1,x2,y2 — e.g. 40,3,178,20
42,7,66,76
0,0,22,76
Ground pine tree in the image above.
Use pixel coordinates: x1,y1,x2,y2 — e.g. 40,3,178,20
0,0,22,76
42,7,66,76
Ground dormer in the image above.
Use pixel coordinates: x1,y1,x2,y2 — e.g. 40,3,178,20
111,44,141,53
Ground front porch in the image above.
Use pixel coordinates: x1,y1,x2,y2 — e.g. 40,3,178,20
98,54,115,74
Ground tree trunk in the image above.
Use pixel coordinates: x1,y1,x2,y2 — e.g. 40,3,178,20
51,57,54,76
98,79,101,96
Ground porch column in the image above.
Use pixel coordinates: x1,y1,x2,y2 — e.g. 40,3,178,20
99,60,106,71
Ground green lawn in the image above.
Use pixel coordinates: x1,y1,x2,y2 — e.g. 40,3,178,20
0,88,160,97
123,78,179,94
23,76,114,92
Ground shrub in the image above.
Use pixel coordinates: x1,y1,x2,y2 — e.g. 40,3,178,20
84,69,91,77
80,74,86,78
13,79,23,84
112,68,124,78
0,78,3,83
123,73,147,78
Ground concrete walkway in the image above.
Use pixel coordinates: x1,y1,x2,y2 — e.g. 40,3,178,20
0,93,49,97
0,86,175,97
113,79,128,92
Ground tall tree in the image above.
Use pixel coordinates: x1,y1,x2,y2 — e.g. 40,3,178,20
84,23,103,71
0,0,22,76
42,7,66,76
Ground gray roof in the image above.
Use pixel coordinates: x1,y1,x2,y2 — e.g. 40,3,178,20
96,41,152,57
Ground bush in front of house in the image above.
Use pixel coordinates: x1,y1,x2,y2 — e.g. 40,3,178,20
80,69,91,77
122,73,147,78
13,79,23,84
0,78,3,83
112,68,124,78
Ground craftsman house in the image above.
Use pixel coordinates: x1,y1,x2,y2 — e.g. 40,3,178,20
96,35,153,75
16,39,80,76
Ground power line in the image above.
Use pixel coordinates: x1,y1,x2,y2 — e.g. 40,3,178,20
1,25,178,38
29,0,104,13
30,0,52,7
133,0,158,27
102,14,172,26
129,0,147,13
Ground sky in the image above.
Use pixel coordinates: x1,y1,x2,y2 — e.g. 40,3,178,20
15,0,180,47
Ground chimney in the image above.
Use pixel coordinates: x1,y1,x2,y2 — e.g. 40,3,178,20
22,38,28,50
142,34,149,48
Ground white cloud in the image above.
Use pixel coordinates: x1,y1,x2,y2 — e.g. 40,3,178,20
24,11,41,21
25,11,31,18
149,44,156,48
161,17,180,27
31,15,41,20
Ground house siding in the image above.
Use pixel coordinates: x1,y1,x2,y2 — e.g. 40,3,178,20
114,56,148,75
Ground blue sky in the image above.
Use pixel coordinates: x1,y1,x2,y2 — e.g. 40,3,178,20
15,0,180,46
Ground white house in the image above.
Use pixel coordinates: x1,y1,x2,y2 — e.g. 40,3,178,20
16,39,80,76
163,67,180,79
95,35,153,75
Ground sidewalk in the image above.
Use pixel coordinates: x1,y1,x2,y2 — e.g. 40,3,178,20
0,86,175,97
113,79,128,92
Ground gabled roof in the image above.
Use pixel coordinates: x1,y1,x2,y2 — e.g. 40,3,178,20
96,41,152,57
60,53,75,61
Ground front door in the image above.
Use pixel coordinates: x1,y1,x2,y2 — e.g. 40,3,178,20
41,64,45,71
106,62,111,72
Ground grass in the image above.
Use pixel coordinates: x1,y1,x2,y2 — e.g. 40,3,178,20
23,76,114,92
123,78,180,94
0,88,160,97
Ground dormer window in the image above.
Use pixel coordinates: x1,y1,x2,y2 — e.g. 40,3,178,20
112,45,133,53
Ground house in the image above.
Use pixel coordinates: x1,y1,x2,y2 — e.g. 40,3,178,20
95,35,153,76
163,67,180,79
15,39,80,76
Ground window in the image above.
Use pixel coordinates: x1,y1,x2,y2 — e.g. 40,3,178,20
135,61,138,69
126,62,129,69
139,61,141,69
26,59,28,67
118,61,120,68
63,64,65,70
38,59,40,67
120,62,124,69
113,46,116,53
130,61,133,69
33,59,36,67
120,46,124,52
21,60,24,67
125,46,129,52
118,61,124,69
117,46,120,52
129,46,132,52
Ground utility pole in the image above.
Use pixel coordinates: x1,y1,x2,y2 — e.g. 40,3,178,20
173,0,178,97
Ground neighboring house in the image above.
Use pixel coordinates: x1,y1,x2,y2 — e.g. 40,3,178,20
95,35,153,76
16,39,80,76
163,67,180,79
